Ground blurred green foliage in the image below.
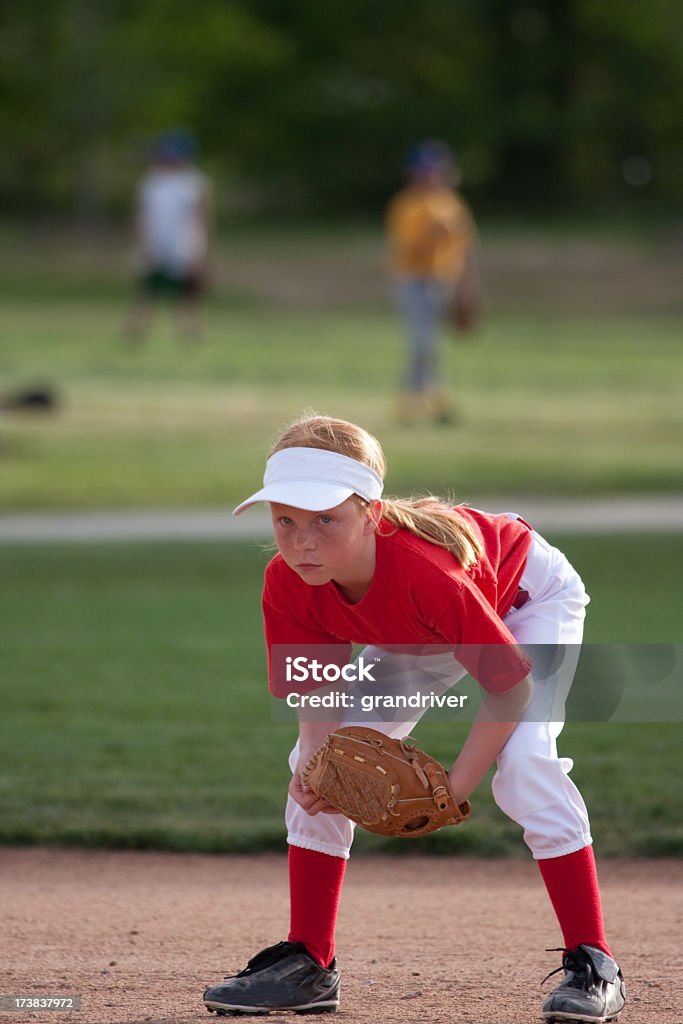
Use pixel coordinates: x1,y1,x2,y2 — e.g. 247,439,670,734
1,0,682,219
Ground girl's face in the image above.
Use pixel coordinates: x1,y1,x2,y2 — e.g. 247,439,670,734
270,497,378,591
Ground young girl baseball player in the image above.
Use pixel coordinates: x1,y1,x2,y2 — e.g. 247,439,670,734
203,414,626,1022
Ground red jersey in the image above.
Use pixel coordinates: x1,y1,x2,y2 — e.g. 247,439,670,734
262,507,533,697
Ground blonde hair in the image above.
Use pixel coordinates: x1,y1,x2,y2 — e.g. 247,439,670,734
270,413,483,569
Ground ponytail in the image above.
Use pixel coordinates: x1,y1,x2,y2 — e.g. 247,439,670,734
379,496,483,569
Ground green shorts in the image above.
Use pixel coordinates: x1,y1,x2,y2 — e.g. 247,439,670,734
142,267,203,299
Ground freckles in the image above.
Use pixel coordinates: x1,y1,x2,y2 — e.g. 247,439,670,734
273,532,290,554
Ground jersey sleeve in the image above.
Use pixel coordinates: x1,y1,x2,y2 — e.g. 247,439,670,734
429,577,532,693
262,559,353,698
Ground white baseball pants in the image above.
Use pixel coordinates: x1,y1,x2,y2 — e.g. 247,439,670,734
285,523,592,861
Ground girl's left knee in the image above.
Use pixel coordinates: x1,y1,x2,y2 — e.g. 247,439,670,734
491,740,585,826
491,743,592,857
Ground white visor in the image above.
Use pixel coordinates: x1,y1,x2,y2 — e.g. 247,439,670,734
232,447,383,515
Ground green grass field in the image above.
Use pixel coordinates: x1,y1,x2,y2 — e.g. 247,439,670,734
2,303,682,508
1,226,681,857
1,226,682,508
2,535,681,857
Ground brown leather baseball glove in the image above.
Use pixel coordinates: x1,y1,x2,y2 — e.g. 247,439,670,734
447,287,481,335
301,726,470,838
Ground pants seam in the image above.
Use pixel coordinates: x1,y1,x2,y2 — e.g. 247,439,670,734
287,836,351,860
532,836,593,861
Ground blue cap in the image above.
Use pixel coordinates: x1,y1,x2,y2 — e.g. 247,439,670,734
404,139,453,173
151,130,198,162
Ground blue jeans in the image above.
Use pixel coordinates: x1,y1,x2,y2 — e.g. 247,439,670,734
394,277,451,391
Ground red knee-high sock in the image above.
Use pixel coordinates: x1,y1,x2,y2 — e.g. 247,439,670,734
537,845,612,956
288,846,346,968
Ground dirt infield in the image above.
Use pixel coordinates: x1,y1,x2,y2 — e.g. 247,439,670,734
1,849,680,1024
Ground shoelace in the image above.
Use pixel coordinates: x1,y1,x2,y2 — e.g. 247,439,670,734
224,941,303,980
541,947,593,988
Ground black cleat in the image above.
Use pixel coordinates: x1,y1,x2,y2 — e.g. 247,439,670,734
203,941,340,1016
542,945,626,1023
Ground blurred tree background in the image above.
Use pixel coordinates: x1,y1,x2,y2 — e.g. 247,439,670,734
1,0,682,223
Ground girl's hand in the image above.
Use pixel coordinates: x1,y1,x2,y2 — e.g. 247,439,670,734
289,751,341,816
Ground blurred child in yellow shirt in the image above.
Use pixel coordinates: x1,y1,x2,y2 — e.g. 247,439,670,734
386,140,479,424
